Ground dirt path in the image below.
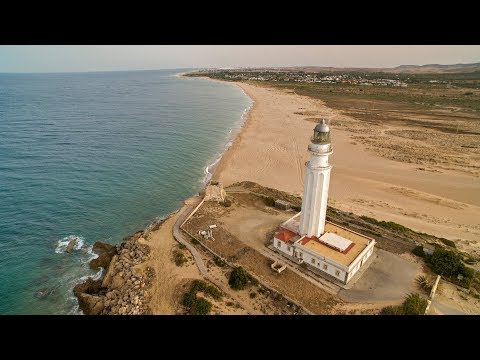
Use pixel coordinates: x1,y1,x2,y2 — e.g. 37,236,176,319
172,200,262,314
142,204,202,314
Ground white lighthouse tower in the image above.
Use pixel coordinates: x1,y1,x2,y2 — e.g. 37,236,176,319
299,119,333,238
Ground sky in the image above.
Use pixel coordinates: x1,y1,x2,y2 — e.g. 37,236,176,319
0,45,479,73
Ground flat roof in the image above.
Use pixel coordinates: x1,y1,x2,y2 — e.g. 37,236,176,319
319,232,352,252
298,222,372,267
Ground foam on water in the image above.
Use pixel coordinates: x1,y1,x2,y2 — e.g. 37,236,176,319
55,235,85,254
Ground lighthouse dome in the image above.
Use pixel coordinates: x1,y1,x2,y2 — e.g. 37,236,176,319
314,119,330,133
312,119,331,144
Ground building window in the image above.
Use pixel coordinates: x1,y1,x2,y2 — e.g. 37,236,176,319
335,270,340,276
323,264,328,270
287,246,291,252
311,258,315,265
298,252,303,259
277,241,281,247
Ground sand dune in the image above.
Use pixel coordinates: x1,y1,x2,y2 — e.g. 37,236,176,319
212,82,480,257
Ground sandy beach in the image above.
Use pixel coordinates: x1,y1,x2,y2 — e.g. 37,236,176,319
212,82,480,257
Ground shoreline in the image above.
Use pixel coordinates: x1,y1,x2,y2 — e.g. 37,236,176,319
72,73,255,314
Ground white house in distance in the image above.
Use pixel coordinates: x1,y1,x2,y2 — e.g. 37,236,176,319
273,120,375,284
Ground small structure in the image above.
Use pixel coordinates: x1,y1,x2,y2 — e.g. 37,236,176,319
271,261,287,273
204,182,226,202
274,199,291,210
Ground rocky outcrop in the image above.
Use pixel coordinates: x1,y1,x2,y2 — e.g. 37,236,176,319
65,238,77,253
89,241,117,270
73,231,153,315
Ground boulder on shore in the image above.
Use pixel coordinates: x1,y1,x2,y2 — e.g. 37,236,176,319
89,241,117,270
65,238,77,253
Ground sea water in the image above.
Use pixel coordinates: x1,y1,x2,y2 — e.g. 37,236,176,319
0,70,251,314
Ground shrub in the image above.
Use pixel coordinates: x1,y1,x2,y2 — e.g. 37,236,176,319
428,248,463,277
440,238,456,248
173,249,187,266
179,243,187,250
229,267,249,290
292,205,302,212
380,305,402,315
416,275,433,293
221,199,232,207
182,280,221,315
190,297,212,315
264,196,276,207
213,256,226,267
412,245,425,258
249,292,257,299
360,216,408,232
402,293,428,315
190,238,200,245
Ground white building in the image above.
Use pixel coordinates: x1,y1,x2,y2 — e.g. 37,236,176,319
272,120,375,284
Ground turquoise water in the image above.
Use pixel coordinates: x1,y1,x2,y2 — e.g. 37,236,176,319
0,70,251,314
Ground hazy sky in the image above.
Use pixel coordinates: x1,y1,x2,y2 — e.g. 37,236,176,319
0,45,479,73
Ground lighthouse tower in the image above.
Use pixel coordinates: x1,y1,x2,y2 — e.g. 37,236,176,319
299,119,333,238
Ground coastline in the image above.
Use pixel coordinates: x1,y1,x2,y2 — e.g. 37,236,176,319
73,73,255,314
74,71,480,314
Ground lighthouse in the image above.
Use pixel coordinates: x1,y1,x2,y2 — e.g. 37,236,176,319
299,119,333,238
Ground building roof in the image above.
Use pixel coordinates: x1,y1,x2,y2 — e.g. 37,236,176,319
297,222,374,267
274,228,297,243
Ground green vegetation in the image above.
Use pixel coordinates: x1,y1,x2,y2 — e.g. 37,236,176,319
178,243,187,250
190,238,200,245
190,298,212,315
439,238,456,248
249,292,257,299
264,196,276,207
182,280,222,315
416,275,433,293
412,245,425,258
381,293,428,315
426,248,474,288
213,255,226,267
292,205,302,212
228,266,249,290
360,216,408,232
402,293,429,315
173,249,187,266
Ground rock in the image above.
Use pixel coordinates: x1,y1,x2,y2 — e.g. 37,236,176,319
35,287,54,299
89,241,117,270
65,238,77,253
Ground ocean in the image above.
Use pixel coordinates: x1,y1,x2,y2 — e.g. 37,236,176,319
0,69,252,314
